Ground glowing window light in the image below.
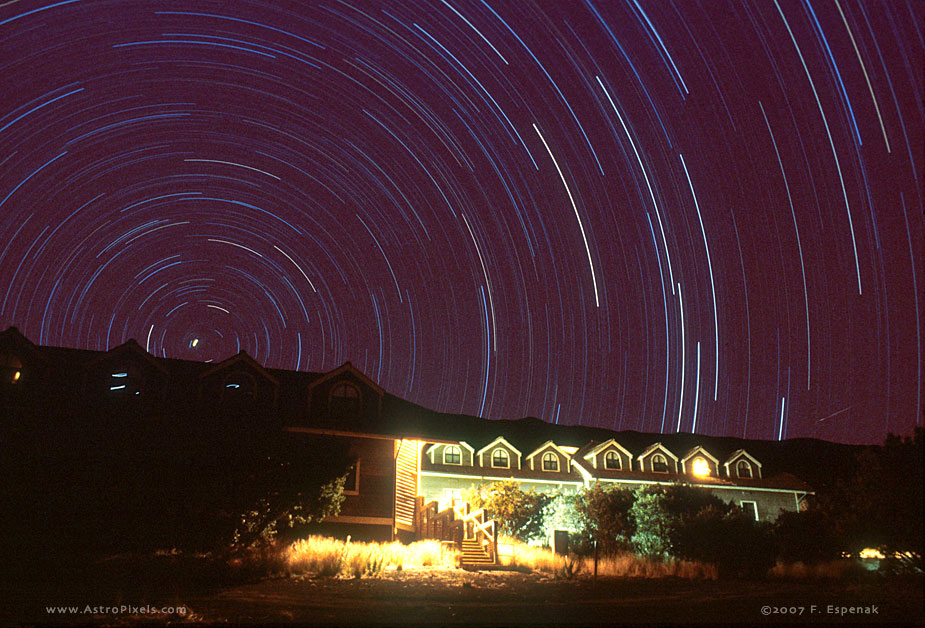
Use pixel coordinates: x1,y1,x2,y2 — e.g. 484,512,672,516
191,338,199,348
859,548,885,560
691,457,711,477
13,371,20,381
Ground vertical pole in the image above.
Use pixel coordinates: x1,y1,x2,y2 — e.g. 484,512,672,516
593,538,599,580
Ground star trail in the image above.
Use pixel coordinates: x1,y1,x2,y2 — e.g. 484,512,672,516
0,0,921,445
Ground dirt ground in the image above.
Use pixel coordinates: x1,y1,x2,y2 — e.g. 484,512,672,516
12,566,923,626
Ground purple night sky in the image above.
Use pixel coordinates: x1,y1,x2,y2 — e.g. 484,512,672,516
0,1,921,444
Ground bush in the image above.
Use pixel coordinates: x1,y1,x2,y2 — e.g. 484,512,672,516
773,510,840,563
675,506,775,578
464,480,552,542
571,483,636,556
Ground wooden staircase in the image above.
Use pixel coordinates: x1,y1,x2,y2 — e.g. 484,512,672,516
461,538,494,567
417,497,499,569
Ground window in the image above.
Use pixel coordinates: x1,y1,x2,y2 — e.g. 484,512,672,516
491,448,510,468
443,445,462,465
109,365,141,396
330,381,361,416
691,457,711,477
343,459,360,495
542,452,559,472
0,352,22,384
736,459,753,478
222,371,256,402
604,450,621,470
740,500,759,521
651,453,669,473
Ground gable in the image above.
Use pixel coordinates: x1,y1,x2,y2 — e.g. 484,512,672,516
637,443,679,473
584,439,633,470
427,442,474,466
526,441,571,472
199,351,279,407
477,436,521,469
680,446,720,476
307,363,384,429
84,339,168,398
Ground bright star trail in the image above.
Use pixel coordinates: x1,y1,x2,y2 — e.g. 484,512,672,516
0,0,920,445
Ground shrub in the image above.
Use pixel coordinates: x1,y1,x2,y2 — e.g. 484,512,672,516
464,480,552,542
773,510,840,563
572,483,636,556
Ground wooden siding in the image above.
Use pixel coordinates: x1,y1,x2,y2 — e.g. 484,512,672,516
394,439,421,530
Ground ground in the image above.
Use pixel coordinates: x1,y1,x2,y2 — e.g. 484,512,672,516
8,564,923,626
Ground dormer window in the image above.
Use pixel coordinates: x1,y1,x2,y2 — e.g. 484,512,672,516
109,366,141,395
542,452,559,472
1,352,22,384
223,371,256,402
443,445,461,465
491,448,509,468
652,454,668,473
736,459,753,478
691,457,711,477
604,450,621,470
330,381,361,416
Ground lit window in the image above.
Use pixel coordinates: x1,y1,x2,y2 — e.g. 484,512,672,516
331,381,361,416
652,454,669,473
0,352,23,385
443,445,461,465
736,460,753,478
491,448,509,468
542,452,559,472
0,353,22,384
604,450,621,470
691,457,711,477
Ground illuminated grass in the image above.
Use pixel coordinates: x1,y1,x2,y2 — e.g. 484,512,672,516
502,540,717,579
283,536,444,578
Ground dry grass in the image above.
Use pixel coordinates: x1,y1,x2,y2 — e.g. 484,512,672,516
503,541,716,580
282,536,444,578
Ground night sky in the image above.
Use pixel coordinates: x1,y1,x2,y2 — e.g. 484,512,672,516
1,1,921,445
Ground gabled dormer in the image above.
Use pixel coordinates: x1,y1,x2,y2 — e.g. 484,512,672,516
724,449,763,479
583,438,633,471
426,441,475,466
680,445,720,478
0,326,44,387
637,442,679,474
86,338,167,399
526,440,573,473
476,436,522,470
306,362,384,429
200,350,279,408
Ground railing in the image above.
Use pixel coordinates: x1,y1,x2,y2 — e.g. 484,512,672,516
415,497,499,564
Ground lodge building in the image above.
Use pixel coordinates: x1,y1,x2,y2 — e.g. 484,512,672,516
1,326,812,545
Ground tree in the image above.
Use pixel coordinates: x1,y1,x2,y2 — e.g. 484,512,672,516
630,489,675,559
229,435,351,549
631,485,775,577
465,480,552,542
816,427,923,570
773,510,840,563
572,483,636,556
